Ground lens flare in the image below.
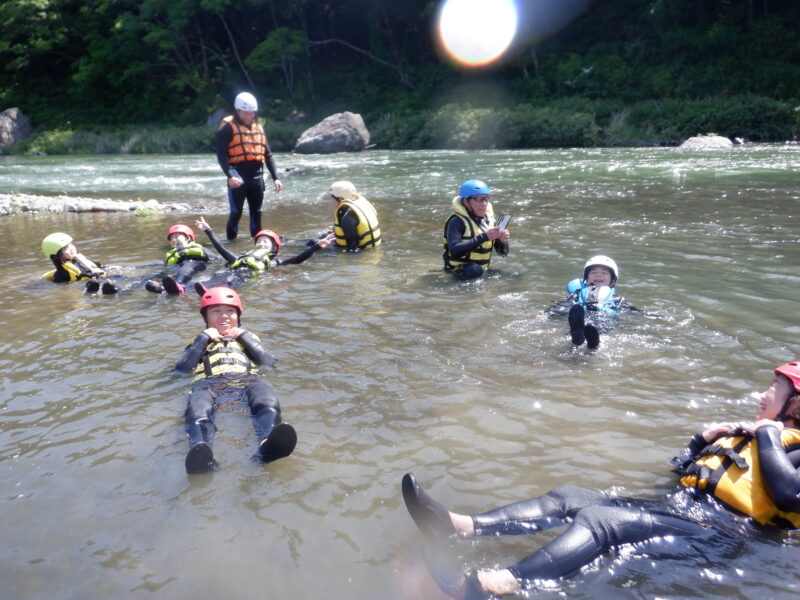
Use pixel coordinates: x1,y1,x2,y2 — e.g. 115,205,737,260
438,0,518,68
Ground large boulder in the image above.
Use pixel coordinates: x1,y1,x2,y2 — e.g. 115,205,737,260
680,135,733,149
293,112,370,154
0,107,32,148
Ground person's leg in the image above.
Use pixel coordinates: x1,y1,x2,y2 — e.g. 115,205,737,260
245,178,265,239
475,505,709,595
175,261,207,285
454,263,484,280
471,485,610,535
568,304,586,345
184,383,217,474
226,186,247,240
246,380,296,461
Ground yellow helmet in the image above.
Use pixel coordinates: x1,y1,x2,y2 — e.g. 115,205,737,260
42,232,73,257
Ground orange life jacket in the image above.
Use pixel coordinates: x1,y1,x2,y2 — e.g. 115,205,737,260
222,115,267,164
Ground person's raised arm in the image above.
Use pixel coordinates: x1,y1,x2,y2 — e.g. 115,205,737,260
755,421,800,512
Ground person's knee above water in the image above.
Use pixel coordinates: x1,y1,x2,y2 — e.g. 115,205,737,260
195,216,334,275
215,92,282,241
442,179,510,280
41,232,119,295
174,286,296,474
401,360,800,598
145,224,210,296
547,255,638,350
327,180,381,251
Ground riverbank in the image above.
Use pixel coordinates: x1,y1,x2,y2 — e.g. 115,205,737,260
0,192,190,216
2,95,796,156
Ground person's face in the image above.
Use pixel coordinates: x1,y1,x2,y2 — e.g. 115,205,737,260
205,304,239,335
465,195,489,218
59,243,77,260
169,233,189,247
254,235,274,251
237,109,256,126
758,375,794,420
586,266,613,287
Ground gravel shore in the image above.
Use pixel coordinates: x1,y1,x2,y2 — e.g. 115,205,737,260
0,192,190,216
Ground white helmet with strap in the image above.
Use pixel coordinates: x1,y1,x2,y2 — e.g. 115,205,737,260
234,92,258,112
583,255,619,284
329,181,357,201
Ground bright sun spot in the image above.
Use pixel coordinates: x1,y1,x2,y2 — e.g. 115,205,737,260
438,0,518,67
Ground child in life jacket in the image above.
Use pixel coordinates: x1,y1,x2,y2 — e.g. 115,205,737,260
41,232,119,295
194,216,334,287
174,286,296,474
145,224,210,295
546,255,638,350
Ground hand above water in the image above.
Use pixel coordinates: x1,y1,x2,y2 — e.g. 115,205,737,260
196,216,211,232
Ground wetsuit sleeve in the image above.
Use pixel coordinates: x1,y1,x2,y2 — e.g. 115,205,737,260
203,227,237,265
237,331,277,367
670,433,708,471
51,265,71,283
264,137,278,181
337,206,361,251
215,123,234,177
274,245,317,266
175,333,211,373
445,216,488,258
756,426,800,512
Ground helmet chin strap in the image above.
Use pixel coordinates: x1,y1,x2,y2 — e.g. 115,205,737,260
776,393,800,424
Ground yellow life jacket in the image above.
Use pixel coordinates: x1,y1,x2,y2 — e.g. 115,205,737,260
164,241,208,266
442,196,496,271
193,337,259,380
41,253,106,281
679,428,800,528
222,115,267,164
230,248,276,271
333,195,381,249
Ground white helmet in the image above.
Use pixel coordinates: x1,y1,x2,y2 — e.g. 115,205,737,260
234,92,258,112
583,255,619,284
329,181,357,201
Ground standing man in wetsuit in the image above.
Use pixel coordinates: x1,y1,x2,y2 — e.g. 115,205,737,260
215,92,283,241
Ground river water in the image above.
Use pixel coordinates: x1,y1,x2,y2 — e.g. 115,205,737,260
1,146,799,599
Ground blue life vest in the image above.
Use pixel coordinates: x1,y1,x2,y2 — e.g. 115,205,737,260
566,279,619,316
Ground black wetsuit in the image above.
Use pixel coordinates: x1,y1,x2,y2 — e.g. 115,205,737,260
215,120,279,240
175,331,281,448
444,216,508,279
467,426,800,584
200,227,322,288
335,204,363,251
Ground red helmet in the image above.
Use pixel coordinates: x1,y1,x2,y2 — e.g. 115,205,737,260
254,229,281,251
775,362,800,393
167,224,195,241
199,286,243,315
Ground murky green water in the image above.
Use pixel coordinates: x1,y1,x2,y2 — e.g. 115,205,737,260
1,146,799,599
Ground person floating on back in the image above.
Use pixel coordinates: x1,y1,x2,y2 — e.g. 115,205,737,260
41,232,119,295
546,255,639,350
174,286,296,474
328,180,381,251
442,180,510,280
194,216,334,288
401,360,800,598
145,224,210,296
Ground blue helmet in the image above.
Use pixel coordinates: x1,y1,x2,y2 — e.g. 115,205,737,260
459,179,490,199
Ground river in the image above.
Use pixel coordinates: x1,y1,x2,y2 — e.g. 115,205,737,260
1,146,799,599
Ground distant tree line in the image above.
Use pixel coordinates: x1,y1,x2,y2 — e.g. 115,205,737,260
1,0,798,149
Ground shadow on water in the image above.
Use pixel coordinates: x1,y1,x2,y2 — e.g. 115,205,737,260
1,146,800,598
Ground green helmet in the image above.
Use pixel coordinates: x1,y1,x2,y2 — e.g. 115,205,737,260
42,232,73,257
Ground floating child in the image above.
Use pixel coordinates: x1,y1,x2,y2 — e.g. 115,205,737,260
174,286,296,474
546,255,640,350
194,216,334,287
41,232,119,295
145,224,210,295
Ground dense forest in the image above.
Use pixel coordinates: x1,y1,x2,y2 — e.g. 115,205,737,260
2,0,799,151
